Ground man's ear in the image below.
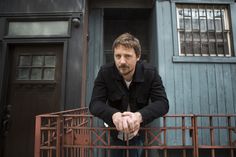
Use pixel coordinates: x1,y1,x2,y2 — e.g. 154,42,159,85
137,55,141,61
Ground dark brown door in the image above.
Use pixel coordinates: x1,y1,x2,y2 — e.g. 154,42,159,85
3,44,63,157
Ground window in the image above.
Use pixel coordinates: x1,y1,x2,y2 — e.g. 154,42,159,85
16,55,56,81
177,4,232,56
8,21,69,36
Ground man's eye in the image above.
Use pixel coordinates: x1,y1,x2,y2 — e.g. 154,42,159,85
125,55,131,59
115,55,121,59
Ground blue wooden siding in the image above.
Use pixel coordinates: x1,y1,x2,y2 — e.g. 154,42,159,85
155,0,236,145
86,0,236,148
86,9,104,106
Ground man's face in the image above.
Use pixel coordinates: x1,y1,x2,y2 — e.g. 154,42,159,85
114,45,140,78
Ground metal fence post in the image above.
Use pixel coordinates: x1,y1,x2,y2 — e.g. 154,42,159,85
34,116,41,157
193,115,199,157
56,115,61,157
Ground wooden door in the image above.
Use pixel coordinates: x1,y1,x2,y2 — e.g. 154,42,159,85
3,44,63,157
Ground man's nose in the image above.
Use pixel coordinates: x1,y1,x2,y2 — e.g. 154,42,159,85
120,56,126,64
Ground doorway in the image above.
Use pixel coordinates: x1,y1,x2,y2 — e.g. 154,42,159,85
103,8,153,63
102,7,159,157
2,44,63,157
87,6,158,156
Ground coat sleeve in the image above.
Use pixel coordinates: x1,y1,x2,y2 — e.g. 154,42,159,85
89,68,119,126
138,69,169,125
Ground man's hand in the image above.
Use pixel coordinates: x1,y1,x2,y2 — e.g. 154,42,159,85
122,111,142,136
112,111,143,136
112,112,124,131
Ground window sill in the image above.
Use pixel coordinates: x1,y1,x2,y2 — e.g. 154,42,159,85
172,56,236,63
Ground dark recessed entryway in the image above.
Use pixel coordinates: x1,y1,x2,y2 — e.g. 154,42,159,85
104,8,152,63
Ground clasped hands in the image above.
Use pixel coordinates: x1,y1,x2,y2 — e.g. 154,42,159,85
112,111,142,136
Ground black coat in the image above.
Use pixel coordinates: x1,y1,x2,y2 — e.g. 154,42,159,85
89,61,169,128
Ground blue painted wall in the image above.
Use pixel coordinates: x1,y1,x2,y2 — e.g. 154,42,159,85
155,0,236,146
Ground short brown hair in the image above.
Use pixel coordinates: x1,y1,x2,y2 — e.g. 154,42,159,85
112,33,141,57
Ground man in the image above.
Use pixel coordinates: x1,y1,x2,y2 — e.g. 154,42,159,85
89,33,169,157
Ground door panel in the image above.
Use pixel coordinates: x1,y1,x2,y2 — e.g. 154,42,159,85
3,44,63,157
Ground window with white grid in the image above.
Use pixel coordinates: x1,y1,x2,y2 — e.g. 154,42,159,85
176,4,232,56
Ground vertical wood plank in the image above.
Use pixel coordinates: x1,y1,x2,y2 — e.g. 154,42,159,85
215,64,227,145
156,1,170,147
174,64,184,145
230,64,236,144
199,64,210,145
230,65,236,115
183,64,192,145
207,64,220,145
156,1,166,83
222,64,234,145
207,64,218,114
191,64,201,114
223,65,234,114
191,64,201,147
86,8,104,105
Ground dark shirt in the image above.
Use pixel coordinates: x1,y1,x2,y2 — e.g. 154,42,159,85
89,61,169,127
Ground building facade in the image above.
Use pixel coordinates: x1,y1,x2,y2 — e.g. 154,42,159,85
0,0,236,157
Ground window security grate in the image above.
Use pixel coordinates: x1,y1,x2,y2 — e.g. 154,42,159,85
177,4,232,56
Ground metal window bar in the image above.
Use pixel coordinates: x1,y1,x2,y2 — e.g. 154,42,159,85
220,7,227,56
197,5,203,56
212,6,219,56
183,7,187,56
204,5,210,56
190,6,194,56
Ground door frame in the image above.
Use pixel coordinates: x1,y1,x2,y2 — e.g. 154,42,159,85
0,39,68,116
